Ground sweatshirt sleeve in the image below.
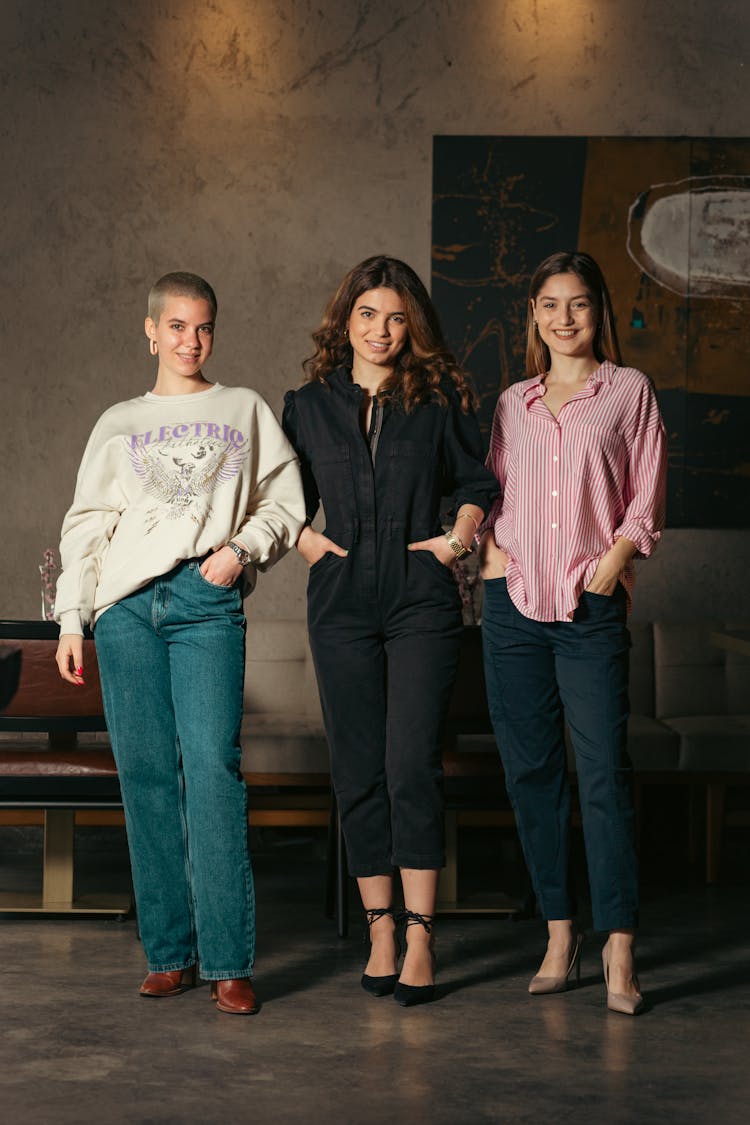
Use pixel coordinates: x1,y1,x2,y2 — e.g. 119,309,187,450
55,417,127,635
232,395,306,571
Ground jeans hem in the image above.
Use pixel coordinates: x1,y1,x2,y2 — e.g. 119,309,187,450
147,958,197,973
200,969,254,981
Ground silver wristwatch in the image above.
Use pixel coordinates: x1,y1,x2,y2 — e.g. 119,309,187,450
227,540,253,566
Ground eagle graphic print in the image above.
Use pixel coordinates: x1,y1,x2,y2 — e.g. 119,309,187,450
126,420,248,531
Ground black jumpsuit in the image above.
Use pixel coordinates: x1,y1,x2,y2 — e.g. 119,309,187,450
283,368,499,876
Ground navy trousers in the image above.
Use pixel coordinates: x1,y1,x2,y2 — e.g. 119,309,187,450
481,578,638,931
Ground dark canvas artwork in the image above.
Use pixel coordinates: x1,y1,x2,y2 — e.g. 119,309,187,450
431,136,750,528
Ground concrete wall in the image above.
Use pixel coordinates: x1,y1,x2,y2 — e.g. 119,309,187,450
3,0,748,625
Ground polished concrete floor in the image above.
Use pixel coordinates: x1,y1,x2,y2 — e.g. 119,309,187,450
1,815,749,1125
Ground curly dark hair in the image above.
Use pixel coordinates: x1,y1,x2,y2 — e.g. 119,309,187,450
303,255,477,413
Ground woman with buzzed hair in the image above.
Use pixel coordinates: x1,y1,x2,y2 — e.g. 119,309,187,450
55,272,305,1014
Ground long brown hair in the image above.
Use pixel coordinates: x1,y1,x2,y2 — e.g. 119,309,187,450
304,255,477,412
525,251,622,378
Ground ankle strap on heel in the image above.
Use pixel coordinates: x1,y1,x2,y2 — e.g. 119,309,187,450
364,906,395,927
398,909,434,934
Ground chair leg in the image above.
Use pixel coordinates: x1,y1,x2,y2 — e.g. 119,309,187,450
437,810,458,907
324,791,349,936
43,809,75,908
706,782,726,885
687,783,701,864
324,797,337,920
336,803,348,938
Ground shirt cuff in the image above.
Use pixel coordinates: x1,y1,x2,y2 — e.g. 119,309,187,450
614,522,661,559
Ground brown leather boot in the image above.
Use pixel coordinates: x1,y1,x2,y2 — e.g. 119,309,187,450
209,978,259,1015
139,965,196,997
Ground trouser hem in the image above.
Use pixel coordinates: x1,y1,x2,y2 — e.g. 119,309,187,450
347,862,396,878
392,852,444,870
592,912,640,933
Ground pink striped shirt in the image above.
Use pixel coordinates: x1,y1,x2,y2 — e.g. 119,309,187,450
485,361,667,622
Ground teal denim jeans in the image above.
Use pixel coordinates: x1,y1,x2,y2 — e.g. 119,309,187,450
94,559,254,978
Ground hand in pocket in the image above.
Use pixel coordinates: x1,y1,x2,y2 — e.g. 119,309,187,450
479,532,508,579
297,526,348,567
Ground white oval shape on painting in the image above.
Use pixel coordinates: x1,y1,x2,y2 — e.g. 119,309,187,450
627,176,750,298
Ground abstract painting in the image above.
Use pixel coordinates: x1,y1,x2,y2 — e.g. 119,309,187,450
432,137,750,527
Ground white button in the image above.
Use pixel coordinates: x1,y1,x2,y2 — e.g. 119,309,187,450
551,523,558,529
552,490,558,497
553,456,559,462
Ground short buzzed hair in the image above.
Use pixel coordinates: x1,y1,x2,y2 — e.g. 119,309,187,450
147,272,218,323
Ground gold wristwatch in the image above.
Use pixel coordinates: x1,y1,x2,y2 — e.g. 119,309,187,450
444,532,471,560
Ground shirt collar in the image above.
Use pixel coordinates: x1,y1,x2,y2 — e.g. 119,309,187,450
523,360,616,408
593,360,616,385
523,374,546,407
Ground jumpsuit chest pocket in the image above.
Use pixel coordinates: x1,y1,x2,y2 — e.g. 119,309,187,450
311,444,356,512
387,440,434,510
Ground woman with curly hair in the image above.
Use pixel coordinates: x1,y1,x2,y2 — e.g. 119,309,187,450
283,255,499,1006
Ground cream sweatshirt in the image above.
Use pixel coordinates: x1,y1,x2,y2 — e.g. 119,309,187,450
55,383,305,634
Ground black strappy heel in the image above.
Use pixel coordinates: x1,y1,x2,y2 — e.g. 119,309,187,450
394,910,436,1007
361,906,399,997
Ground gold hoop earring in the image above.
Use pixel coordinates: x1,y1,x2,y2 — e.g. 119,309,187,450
149,338,158,356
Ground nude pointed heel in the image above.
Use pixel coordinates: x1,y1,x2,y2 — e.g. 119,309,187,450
528,931,584,995
602,941,644,1016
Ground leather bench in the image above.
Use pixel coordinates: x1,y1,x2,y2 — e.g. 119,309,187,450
0,620,128,915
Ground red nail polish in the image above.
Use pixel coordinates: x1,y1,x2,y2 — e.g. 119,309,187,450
75,666,84,675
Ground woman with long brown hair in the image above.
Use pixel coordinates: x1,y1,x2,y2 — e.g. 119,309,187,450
283,255,498,1005
480,251,667,1015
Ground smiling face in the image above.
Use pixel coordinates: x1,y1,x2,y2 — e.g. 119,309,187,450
530,272,599,364
346,286,409,383
145,294,215,392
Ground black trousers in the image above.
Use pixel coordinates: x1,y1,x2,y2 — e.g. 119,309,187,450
308,545,463,876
